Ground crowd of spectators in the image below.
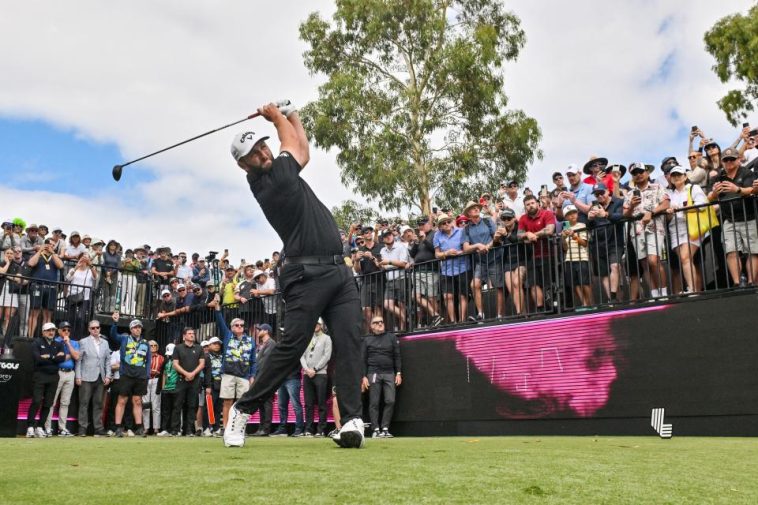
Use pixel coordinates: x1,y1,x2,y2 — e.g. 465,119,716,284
6,122,758,439
3,125,758,342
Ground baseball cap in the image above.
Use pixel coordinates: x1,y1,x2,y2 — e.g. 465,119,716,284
500,208,516,220
42,322,57,331
231,131,270,161
254,270,267,279
669,165,687,175
165,343,176,356
629,162,647,174
256,323,272,333
207,337,221,345
566,164,580,175
200,340,209,347
177,283,186,290
161,289,172,296
317,317,324,325
416,216,430,225
129,319,143,329
380,229,394,238
400,225,413,234
26,223,38,231
592,182,608,193
721,147,738,160
70,231,80,237
564,204,579,215
59,321,72,329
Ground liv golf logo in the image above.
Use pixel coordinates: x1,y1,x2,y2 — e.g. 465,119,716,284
0,361,19,370
651,408,673,438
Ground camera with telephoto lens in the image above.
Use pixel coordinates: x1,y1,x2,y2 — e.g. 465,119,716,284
206,251,218,262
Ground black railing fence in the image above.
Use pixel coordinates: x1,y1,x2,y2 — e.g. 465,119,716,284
2,197,757,347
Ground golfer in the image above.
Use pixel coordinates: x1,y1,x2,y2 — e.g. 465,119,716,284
224,102,365,449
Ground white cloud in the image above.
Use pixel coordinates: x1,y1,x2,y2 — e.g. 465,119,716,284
0,0,754,261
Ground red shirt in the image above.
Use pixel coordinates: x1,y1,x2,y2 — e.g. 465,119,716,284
150,353,165,378
518,208,556,258
583,173,615,193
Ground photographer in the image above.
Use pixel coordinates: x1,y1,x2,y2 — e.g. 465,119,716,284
354,226,384,331
27,239,64,338
623,162,669,299
0,220,21,254
707,147,758,286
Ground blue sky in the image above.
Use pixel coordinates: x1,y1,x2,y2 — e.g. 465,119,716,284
0,0,753,261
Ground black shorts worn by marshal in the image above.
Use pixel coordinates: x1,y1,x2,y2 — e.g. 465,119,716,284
246,152,342,258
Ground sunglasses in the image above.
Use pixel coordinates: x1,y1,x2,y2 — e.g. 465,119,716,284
371,321,384,325
89,326,100,330
232,323,244,327
59,328,70,332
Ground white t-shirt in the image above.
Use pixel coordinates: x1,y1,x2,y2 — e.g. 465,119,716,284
176,264,193,281
502,195,525,218
64,243,87,260
256,277,278,314
743,148,758,165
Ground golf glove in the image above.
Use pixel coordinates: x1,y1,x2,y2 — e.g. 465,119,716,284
278,100,297,118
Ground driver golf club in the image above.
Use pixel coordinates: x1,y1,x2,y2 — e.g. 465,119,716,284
112,100,290,181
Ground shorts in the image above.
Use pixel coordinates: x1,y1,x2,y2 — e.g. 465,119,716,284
383,278,406,303
474,259,504,287
117,375,148,397
360,275,384,308
441,273,470,297
30,286,57,311
633,231,666,260
525,262,546,288
0,283,19,308
591,243,622,277
412,270,439,298
722,220,758,255
220,374,250,400
565,261,591,287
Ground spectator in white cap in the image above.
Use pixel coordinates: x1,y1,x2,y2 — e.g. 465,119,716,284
157,343,179,437
142,340,165,435
663,164,707,294
26,322,65,438
556,164,593,223
108,311,151,437
252,269,277,329
623,162,669,299
561,205,592,308
399,225,416,246
203,336,224,436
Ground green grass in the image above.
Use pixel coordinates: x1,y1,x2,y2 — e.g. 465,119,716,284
1,436,756,504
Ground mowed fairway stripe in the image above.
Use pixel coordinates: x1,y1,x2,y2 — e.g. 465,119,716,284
0,436,756,504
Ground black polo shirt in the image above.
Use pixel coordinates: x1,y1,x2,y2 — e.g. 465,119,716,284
409,231,438,271
359,241,384,275
717,166,756,222
173,342,204,381
247,152,342,257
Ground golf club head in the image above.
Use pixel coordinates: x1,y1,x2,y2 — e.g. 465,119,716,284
112,164,123,182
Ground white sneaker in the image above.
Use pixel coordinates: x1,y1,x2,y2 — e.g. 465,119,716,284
156,430,172,437
203,428,212,437
126,429,135,437
45,428,53,437
332,418,365,448
58,429,74,437
224,403,250,448
35,427,47,438
26,427,34,438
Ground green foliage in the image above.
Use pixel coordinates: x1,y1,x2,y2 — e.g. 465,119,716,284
704,5,758,126
331,199,379,232
300,0,541,214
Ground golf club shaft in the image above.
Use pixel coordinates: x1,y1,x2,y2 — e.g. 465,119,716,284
119,112,260,169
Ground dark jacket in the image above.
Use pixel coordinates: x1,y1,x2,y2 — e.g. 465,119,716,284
32,337,66,375
363,331,402,376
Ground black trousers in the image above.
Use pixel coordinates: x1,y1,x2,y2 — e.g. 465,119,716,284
172,379,199,434
368,372,397,431
303,374,328,434
160,392,176,433
237,263,363,423
27,372,59,428
252,397,273,433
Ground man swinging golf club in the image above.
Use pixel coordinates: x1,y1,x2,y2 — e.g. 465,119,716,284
224,102,365,449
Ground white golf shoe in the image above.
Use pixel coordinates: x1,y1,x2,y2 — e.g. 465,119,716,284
331,418,365,448
223,403,249,448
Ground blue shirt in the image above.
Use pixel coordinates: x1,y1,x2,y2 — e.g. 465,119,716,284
54,336,79,370
462,217,495,246
563,183,594,208
433,227,468,276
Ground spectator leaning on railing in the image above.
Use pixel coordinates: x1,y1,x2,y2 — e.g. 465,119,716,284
434,213,469,323
708,147,758,286
587,182,625,303
518,195,556,311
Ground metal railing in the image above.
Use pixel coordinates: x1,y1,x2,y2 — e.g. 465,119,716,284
4,195,757,344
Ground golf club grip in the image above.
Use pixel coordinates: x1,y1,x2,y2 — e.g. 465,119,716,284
245,101,290,120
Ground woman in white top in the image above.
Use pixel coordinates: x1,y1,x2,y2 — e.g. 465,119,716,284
665,166,707,293
66,254,98,335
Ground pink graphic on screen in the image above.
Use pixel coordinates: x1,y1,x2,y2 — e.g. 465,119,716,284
403,306,667,418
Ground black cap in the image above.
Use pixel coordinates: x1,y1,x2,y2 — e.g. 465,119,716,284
416,216,430,225
381,229,394,238
59,321,72,329
500,208,516,220
661,156,678,173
